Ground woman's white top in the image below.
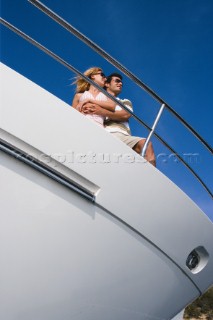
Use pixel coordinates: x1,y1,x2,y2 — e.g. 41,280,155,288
80,90,108,127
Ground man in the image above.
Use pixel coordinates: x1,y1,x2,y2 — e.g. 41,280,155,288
83,73,156,167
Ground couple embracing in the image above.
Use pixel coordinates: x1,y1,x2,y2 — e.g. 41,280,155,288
72,67,155,167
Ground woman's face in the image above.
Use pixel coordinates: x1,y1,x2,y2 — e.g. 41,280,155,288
92,71,106,87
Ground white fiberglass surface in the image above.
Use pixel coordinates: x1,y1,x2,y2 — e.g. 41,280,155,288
0,152,198,320
1,63,212,293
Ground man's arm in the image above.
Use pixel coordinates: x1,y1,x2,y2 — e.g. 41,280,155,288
80,98,116,112
82,103,131,121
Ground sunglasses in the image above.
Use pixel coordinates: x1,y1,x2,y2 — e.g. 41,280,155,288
92,72,106,78
114,78,122,84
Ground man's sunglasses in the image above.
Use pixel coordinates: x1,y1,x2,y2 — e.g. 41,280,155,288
114,78,122,84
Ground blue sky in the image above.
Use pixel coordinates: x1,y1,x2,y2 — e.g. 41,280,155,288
1,0,212,219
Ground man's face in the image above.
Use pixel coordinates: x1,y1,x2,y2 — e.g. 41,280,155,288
107,77,123,95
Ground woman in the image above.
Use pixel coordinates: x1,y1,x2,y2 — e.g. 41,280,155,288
72,67,115,127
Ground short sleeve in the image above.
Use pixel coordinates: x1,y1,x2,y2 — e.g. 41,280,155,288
121,99,133,111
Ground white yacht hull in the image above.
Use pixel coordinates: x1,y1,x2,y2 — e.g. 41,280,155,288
1,63,212,320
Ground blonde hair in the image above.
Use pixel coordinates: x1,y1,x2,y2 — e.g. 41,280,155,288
74,67,103,93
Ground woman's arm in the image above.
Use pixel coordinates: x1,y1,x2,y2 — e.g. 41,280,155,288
72,93,82,110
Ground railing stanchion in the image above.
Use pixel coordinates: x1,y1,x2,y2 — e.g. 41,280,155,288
142,104,165,157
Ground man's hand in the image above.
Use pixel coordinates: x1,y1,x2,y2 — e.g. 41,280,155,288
76,99,90,112
82,103,130,121
82,103,106,116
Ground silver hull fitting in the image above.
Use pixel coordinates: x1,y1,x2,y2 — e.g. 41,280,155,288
0,1,212,319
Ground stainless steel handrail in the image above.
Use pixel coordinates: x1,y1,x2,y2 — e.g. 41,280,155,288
28,0,212,155
0,18,212,198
